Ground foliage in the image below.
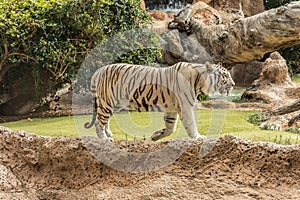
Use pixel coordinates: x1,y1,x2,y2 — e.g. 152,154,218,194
247,113,263,125
197,92,209,101
264,0,293,10
0,0,160,99
292,73,300,86
280,45,300,75
285,127,300,134
264,0,300,74
247,112,270,125
76,28,161,91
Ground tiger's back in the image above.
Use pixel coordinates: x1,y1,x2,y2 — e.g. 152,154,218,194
92,64,192,113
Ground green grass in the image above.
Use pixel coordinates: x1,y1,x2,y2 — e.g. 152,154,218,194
1,110,299,144
1,116,78,137
292,73,300,86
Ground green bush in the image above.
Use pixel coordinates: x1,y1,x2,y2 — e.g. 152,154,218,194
0,0,160,99
76,28,161,90
264,0,292,10
247,112,271,125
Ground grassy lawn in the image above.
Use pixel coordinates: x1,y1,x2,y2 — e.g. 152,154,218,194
292,73,300,86
1,110,299,145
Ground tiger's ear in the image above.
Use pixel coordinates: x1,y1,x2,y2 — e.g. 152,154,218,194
205,61,214,72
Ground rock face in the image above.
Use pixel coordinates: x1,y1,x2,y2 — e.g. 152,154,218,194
190,1,222,25
209,0,264,17
0,65,51,116
241,52,297,103
230,60,264,87
161,1,300,65
148,0,263,32
0,126,299,199
145,0,264,17
160,29,214,64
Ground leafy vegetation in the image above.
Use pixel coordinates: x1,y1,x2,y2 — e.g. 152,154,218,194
264,0,294,10
292,73,300,86
1,110,299,144
0,0,160,101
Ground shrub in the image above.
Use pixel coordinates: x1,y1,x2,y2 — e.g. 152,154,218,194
0,0,160,100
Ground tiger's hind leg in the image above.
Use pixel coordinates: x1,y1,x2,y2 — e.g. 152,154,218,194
95,122,114,142
151,112,178,141
95,122,107,140
95,106,114,141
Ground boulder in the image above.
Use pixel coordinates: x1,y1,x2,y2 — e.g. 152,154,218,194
252,52,295,87
0,94,39,116
149,11,169,20
241,52,297,103
160,29,213,65
209,0,264,17
190,1,222,25
148,11,176,32
230,61,264,87
192,0,212,5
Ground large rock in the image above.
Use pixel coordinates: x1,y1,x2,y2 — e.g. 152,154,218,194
160,29,213,65
209,0,264,17
241,52,297,103
148,11,176,32
190,1,222,25
0,94,39,116
0,64,51,116
230,60,264,87
148,0,264,32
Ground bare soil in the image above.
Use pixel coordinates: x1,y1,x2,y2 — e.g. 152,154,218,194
0,126,299,200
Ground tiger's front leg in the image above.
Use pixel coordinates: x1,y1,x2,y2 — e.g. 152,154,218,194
104,119,114,141
151,112,178,141
95,122,108,140
180,107,206,140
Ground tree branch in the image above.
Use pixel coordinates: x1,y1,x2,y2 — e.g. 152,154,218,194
8,53,35,62
271,99,300,116
0,37,36,85
164,2,300,65
0,37,9,72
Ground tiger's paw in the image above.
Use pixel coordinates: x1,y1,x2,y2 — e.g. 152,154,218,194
150,130,164,141
107,137,114,142
98,136,114,142
195,134,206,140
151,129,171,141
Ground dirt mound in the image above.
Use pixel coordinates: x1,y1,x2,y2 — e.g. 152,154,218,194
0,126,299,199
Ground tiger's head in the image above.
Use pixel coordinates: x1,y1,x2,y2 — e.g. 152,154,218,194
198,62,235,96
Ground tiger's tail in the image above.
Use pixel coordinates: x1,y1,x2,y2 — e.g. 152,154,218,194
84,97,97,129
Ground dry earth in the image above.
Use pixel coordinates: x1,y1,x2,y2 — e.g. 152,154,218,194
0,126,299,200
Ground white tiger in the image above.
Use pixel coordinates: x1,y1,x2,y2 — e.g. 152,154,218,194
85,61,235,141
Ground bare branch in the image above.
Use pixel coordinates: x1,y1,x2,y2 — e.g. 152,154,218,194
165,2,300,65
8,53,35,62
0,37,9,71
